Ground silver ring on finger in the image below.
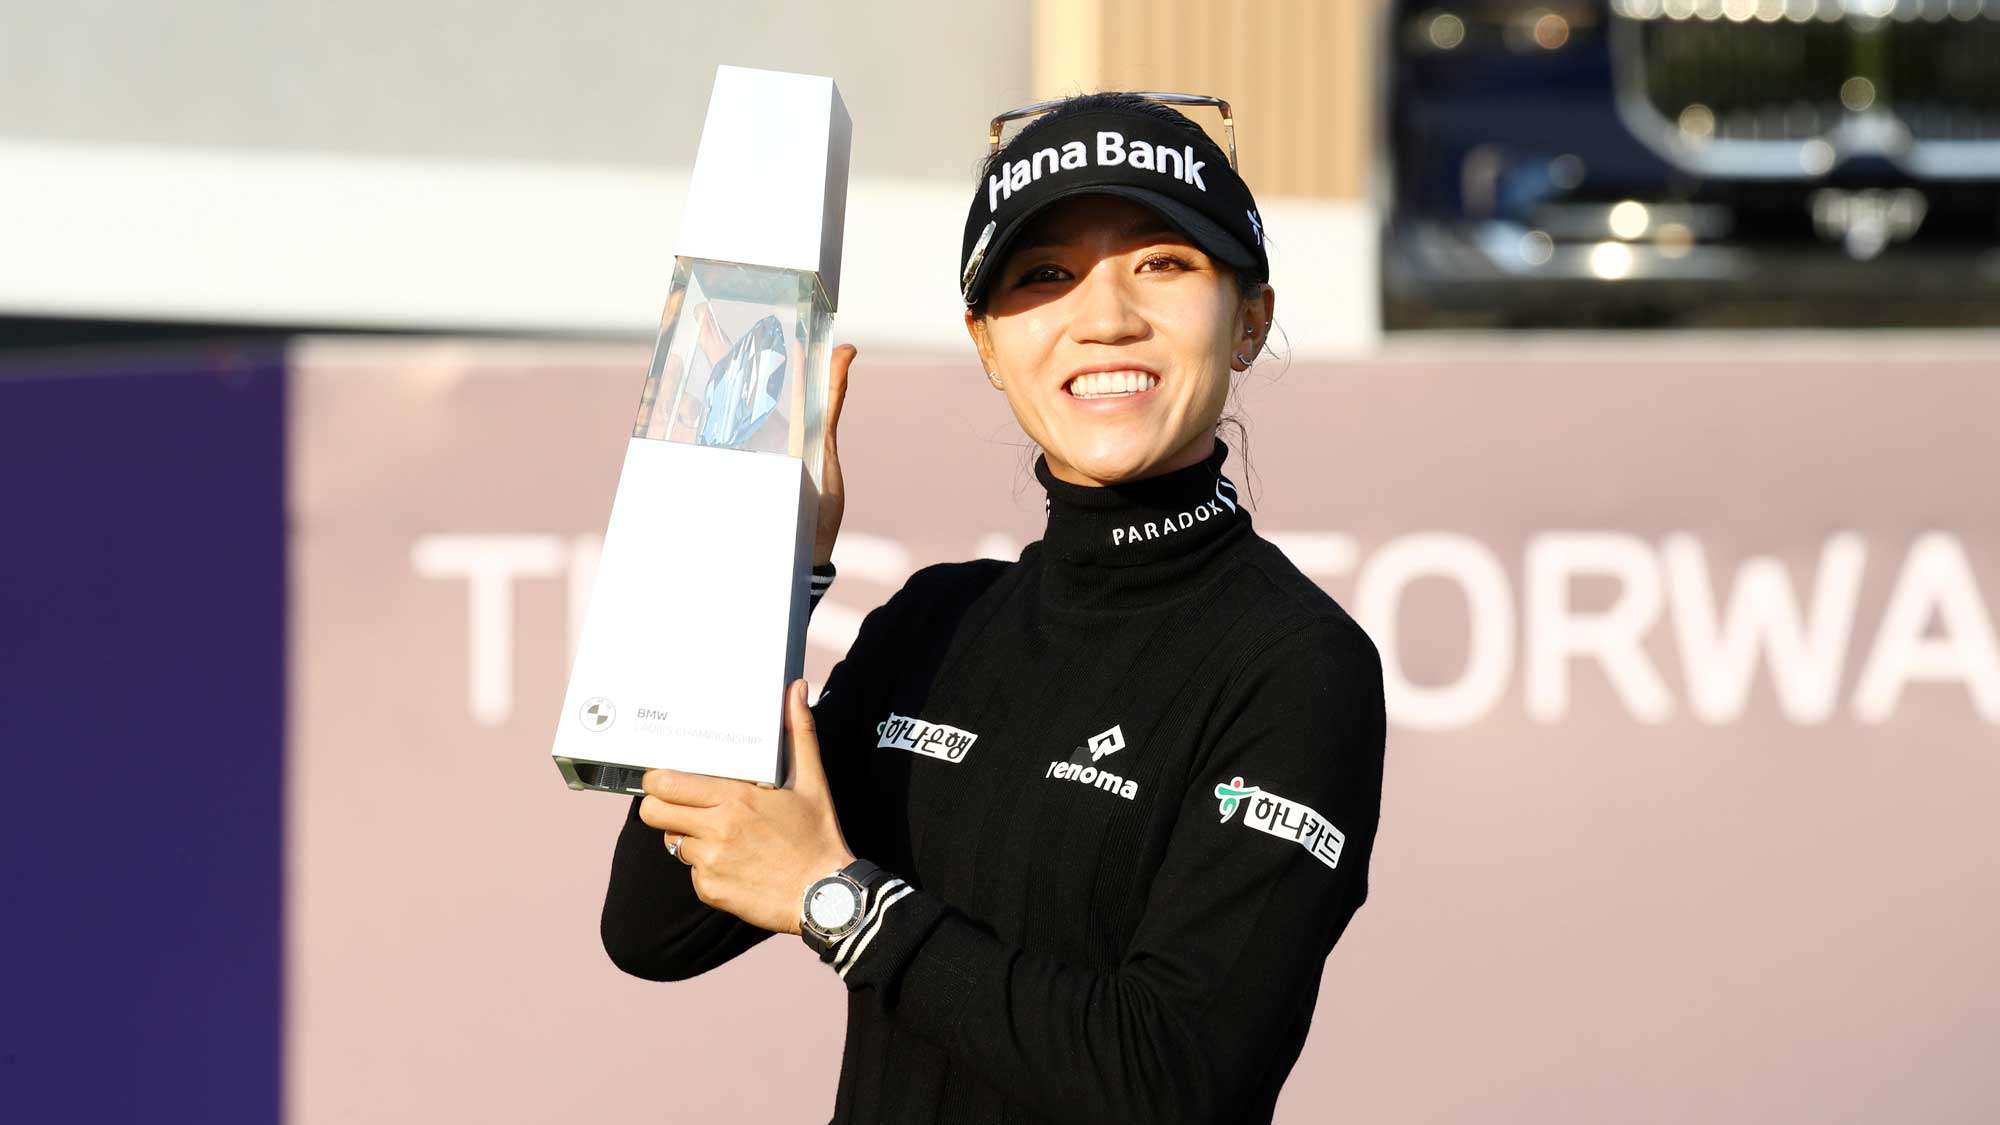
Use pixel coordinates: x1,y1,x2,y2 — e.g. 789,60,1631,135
667,833,691,865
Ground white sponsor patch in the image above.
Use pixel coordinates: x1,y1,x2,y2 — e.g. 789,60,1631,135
875,712,978,763
1213,776,1345,870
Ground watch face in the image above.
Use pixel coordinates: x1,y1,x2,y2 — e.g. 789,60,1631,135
807,880,860,931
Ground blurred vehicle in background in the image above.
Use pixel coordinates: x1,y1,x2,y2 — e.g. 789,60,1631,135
1379,0,2000,327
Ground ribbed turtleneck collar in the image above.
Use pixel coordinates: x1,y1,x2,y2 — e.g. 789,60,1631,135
1032,437,1251,614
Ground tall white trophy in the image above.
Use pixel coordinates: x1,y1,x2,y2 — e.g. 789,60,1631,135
552,64,850,794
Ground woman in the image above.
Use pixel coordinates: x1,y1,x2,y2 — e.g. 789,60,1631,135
601,91,1387,1124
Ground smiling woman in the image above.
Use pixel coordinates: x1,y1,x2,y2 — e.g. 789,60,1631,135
962,93,1276,487
968,192,1268,486
599,90,1387,1125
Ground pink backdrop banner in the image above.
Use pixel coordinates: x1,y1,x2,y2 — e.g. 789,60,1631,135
287,334,2000,1124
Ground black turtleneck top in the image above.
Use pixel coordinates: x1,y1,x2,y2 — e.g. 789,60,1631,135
600,439,1387,1124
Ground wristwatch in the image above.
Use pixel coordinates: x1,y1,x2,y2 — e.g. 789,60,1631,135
799,857,888,959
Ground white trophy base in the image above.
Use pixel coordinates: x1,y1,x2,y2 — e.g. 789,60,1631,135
552,437,817,793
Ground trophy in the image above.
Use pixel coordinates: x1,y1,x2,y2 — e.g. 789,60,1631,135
552,64,850,794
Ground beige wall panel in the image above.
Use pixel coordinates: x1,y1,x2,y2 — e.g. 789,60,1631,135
1038,0,1382,200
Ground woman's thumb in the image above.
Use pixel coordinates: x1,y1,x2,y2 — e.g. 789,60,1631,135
786,679,826,791
825,344,856,452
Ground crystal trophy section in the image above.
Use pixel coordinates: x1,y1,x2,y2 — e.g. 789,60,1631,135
632,258,834,487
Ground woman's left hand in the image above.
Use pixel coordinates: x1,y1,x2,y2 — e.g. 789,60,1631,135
638,679,857,936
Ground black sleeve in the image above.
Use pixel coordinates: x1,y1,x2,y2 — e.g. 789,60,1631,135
823,617,1387,1123
599,561,863,981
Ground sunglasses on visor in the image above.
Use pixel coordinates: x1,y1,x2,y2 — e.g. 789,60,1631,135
987,91,1239,172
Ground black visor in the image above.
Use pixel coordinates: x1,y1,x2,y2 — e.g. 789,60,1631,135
959,108,1268,307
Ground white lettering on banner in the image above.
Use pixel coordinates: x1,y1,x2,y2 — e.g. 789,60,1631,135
1349,530,1999,728
411,534,565,726
1852,533,2000,723
1349,532,1512,731
875,713,979,763
987,131,1207,211
1663,532,1864,724
1524,533,1676,724
417,530,2000,729
1213,776,1345,870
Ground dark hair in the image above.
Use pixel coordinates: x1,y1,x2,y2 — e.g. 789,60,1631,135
976,91,1277,500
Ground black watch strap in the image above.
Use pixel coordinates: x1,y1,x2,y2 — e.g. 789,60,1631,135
838,857,885,897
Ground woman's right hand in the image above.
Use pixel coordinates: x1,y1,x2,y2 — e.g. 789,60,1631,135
812,343,857,568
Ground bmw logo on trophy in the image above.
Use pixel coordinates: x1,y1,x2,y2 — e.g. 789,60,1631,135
552,65,849,795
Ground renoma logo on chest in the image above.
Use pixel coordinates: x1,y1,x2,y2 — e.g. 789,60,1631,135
877,713,978,763
989,131,1209,212
1044,724,1139,801
1112,478,1240,547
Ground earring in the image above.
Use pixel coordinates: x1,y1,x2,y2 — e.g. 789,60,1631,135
1236,333,1258,366
986,370,1004,389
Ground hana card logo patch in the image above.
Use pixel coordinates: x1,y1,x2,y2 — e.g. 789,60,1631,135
1214,776,1345,871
